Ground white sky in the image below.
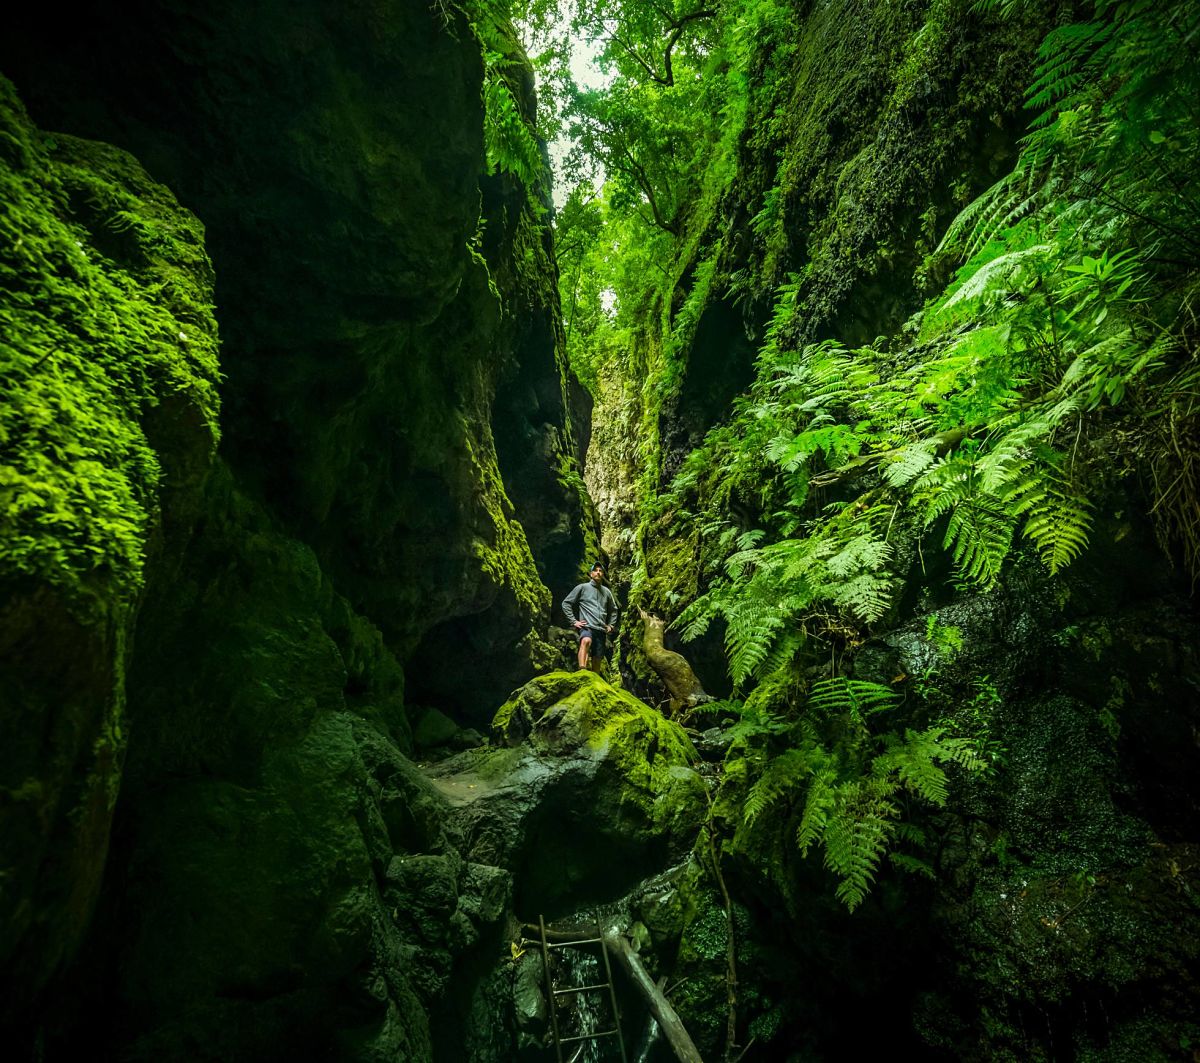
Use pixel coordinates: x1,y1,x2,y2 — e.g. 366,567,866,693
520,8,612,209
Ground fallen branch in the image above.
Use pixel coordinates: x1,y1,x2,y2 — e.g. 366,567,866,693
523,923,704,1063
602,931,704,1063
638,607,711,717
704,788,739,1062
633,977,668,1061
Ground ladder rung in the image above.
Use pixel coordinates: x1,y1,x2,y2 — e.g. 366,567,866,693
553,982,610,996
549,937,602,948
558,1029,620,1045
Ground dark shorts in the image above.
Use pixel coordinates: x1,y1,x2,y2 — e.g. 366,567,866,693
576,626,607,657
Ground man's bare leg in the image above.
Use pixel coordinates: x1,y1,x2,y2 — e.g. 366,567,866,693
578,635,591,671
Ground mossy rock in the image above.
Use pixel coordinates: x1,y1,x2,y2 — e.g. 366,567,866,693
0,77,219,1018
426,671,705,915
492,670,697,790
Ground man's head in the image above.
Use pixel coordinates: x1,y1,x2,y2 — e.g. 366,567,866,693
589,562,605,583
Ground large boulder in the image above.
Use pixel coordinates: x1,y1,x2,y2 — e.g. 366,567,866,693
426,671,706,916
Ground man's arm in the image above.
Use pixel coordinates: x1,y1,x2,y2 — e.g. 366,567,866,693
562,584,582,624
606,587,620,631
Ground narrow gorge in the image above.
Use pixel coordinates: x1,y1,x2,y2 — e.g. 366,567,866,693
1,1,1197,1060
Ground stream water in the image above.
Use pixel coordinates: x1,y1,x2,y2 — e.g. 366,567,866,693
537,864,691,1063
549,946,615,1063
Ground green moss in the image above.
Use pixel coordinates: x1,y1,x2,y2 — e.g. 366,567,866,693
634,512,700,613
464,423,551,625
0,77,219,618
491,669,701,824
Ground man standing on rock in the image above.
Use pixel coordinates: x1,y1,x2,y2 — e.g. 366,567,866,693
562,562,619,673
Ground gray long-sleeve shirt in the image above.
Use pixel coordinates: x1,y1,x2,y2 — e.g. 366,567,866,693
562,580,619,631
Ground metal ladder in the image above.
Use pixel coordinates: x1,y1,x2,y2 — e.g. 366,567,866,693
538,915,629,1063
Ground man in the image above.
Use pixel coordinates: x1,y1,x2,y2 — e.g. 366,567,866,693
561,562,619,673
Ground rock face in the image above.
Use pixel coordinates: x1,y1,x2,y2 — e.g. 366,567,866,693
0,78,220,1016
591,1,1051,587
666,519,1200,1060
0,3,597,1059
1,0,590,713
423,670,706,1061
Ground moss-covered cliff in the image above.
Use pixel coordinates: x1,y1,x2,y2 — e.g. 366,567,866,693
0,1,601,1058
0,75,220,1019
3,0,586,700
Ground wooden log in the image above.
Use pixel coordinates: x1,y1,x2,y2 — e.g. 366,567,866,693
602,930,704,1063
638,607,711,715
523,922,704,1063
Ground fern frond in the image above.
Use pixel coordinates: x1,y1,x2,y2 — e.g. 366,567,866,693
795,765,838,854
890,852,936,879
744,748,811,824
893,821,929,848
823,793,896,912
916,455,974,522
876,726,985,806
876,730,951,805
756,626,806,678
940,246,1054,317
1009,467,1093,574
943,495,1015,587
883,442,939,488
724,592,786,686
938,168,1052,260
677,587,720,641
809,677,900,718
725,543,763,580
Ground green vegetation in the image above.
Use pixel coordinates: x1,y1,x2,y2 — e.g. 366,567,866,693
521,0,1200,914
0,78,219,615
739,677,985,910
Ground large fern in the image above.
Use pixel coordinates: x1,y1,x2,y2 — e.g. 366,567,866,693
736,679,986,912
744,747,815,825
956,1,1200,258
821,784,896,910
464,1,545,191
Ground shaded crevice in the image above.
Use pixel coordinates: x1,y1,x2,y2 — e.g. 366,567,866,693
659,297,755,485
